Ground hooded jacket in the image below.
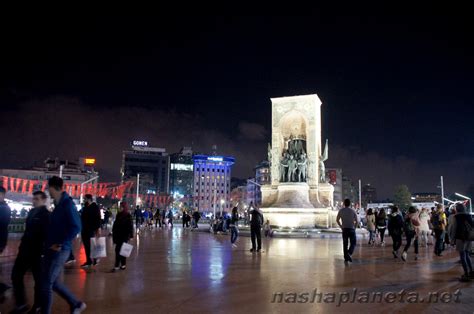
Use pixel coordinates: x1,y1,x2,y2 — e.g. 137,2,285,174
46,192,81,251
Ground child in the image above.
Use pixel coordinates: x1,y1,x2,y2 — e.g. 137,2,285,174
263,219,272,237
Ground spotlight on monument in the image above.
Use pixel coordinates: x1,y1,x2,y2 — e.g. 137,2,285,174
260,94,335,229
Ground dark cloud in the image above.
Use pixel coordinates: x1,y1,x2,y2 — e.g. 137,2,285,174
0,96,266,181
1,96,472,199
238,122,267,141
328,145,474,199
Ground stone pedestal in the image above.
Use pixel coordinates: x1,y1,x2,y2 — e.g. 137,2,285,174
260,94,334,229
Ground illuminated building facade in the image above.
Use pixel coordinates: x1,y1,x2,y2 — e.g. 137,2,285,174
193,154,235,215
121,141,170,195
169,147,194,198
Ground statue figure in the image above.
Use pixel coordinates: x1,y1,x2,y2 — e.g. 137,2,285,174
287,154,297,182
319,139,329,183
297,153,307,182
279,153,289,182
267,143,272,163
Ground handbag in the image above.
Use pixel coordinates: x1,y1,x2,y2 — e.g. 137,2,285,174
119,242,134,258
90,237,107,259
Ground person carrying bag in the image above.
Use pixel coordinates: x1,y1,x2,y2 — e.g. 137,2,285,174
112,202,134,271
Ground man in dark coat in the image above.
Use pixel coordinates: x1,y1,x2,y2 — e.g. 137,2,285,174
11,191,50,313
80,194,101,267
0,186,12,297
249,205,264,252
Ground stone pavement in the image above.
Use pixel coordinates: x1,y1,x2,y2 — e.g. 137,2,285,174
0,226,472,313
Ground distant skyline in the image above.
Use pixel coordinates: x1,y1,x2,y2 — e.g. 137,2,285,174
1,12,473,198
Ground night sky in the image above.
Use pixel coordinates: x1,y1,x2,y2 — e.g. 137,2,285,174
1,11,473,198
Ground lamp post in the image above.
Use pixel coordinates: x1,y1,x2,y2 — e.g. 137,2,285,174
220,199,225,216
80,176,99,205
136,173,140,207
455,192,472,213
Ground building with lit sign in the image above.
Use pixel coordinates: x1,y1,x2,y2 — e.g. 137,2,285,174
0,157,99,195
121,143,170,196
193,154,235,215
169,147,194,199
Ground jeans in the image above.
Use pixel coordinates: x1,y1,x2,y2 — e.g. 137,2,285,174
250,225,262,250
378,228,386,243
115,242,127,268
391,233,402,253
40,249,81,314
230,226,239,244
460,250,473,275
434,229,445,255
342,228,356,260
404,231,419,254
368,230,375,243
81,232,94,265
11,252,42,308
419,230,431,246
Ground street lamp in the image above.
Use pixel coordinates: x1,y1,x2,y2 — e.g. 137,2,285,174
455,192,472,213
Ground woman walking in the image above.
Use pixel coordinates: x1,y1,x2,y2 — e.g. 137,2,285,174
366,208,376,246
401,206,420,261
229,207,239,248
112,202,134,272
375,208,387,246
418,207,432,246
449,203,474,282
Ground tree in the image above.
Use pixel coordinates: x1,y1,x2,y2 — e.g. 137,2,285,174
393,185,412,211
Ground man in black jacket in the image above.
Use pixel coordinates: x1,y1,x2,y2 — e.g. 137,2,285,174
249,205,264,253
80,194,101,268
11,191,50,313
0,186,12,299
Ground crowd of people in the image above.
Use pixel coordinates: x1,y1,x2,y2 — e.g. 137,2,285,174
0,177,137,313
1,182,473,312
337,198,474,282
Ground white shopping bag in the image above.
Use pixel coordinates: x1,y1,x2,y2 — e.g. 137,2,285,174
90,237,107,259
119,242,134,257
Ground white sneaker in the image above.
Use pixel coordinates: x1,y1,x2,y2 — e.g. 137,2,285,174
73,302,87,314
232,243,237,248
401,251,407,262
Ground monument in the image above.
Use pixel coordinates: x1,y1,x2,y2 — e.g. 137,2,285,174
260,94,334,228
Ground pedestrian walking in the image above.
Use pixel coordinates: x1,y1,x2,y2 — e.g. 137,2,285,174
375,208,387,246
112,202,134,272
249,205,264,253
192,209,201,229
0,186,11,299
418,207,432,246
449,202,474,282
11,191,50,313
366,208,376,246
40,176,86,314
401,206,420,261
431,204,447,256
229,207,239,248
388,206,404,259
336,199,358,262
80,194,102,268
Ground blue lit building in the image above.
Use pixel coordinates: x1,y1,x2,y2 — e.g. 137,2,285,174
193,154,235,215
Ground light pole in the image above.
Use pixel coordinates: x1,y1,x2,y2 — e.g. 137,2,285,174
220,199,225,216
59,164,64,178
440,176,445,207
80,176,99,205
358,179,362,209
136,173,140,207
455,192,472,213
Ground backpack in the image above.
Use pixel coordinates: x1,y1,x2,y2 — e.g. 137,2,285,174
431,213,441,229
404,216,415,234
